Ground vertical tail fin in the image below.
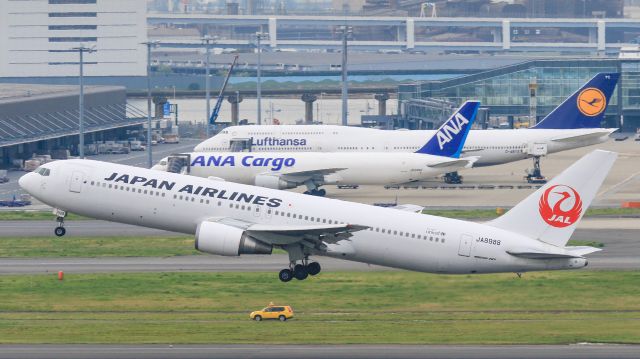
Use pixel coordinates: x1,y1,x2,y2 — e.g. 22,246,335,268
532,73,619,129
487,150,617,247
415,101,479,158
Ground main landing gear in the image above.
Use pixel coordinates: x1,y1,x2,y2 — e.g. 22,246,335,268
302,179,327,197
303,188,326,197
525,156,547,184
443,171,463,184
278,260,322,282
54,209,67,237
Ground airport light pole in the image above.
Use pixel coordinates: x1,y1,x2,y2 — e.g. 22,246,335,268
202,35,216,138
72,45,95,159
255,32,269,125
142,40,160,168
338,26,352,126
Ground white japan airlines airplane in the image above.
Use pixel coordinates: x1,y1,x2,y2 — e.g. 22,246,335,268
153,102,480,196
196,73,619,168
19,150,615,282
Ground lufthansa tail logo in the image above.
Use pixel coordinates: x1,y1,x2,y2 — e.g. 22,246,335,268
577,88,606,117
538,185,583,228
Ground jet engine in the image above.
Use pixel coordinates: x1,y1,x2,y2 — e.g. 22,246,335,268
254,174,297,190
195,221,272,256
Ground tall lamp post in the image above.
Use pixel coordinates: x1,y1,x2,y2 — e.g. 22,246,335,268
141,40,160,168
338,26,352,126
71,45,95,159
202,35,216,138
254,32,269,125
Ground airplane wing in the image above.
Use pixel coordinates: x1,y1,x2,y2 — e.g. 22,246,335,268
277,168,347,180
390,204,425,213
550,130,616,143
212,217,368,249
427,156,479,169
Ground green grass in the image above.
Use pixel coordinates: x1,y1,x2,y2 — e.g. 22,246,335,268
0,236,199,257
422,207,640,219
0,271,638,344
3,207,639,222
0,211,87,221
567,239,605,248
0,236,287,257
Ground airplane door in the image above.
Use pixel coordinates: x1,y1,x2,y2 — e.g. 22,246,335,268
69,171,85,193
457,234,473,257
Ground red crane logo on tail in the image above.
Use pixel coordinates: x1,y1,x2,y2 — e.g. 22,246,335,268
539,185,583,228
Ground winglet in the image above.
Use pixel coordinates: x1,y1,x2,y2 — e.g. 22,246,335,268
415,101,480,158
532,73,619,129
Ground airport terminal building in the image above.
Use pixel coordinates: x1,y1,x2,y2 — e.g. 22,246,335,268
0,84,146,168
399,57,640,131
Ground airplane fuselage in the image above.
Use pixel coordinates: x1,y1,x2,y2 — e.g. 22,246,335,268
196,126,614,166
20,159,587,275
160,152,471,187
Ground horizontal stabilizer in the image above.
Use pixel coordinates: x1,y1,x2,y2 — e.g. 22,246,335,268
507,246,601,259
391,204,425,213
428,157,478,169
551,130,616,143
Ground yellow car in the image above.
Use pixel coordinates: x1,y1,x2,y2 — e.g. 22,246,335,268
250,304,294,322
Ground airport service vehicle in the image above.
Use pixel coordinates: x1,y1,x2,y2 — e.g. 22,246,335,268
0,170,8,183
250,305,294,321
19,149,615,282
153,102,480,196
195,73,618,175
164,135,180,144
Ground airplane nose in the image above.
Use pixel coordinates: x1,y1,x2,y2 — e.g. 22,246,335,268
18,173,35,193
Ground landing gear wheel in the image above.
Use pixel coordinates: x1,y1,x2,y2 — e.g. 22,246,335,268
307,262,321,276
279,315,287,322
54,227,66,237
279,269,293,282
309,189,326,197
254,315,262,321
303,190,310,195
293,264,308,280
444,172,463,184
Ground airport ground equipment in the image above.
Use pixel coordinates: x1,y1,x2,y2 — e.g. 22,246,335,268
208,55,239,125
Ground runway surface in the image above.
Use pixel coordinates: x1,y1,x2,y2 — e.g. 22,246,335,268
0,218,637,274
0,344,638,359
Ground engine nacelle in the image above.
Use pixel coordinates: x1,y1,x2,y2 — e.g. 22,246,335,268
254,174,297,190
195,221,272,256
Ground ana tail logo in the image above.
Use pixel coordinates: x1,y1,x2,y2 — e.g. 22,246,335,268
538,185,583,228
436,112,470,150
577,88,606,117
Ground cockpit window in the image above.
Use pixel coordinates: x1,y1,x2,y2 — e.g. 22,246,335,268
35,168,50,176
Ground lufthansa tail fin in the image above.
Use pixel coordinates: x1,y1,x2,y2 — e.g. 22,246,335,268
487,150,617,247
415,101,479,158
532,73,619,129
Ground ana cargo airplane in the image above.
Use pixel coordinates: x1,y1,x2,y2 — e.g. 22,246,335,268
196,73,619,169
19,150,615,282
152,101,480,196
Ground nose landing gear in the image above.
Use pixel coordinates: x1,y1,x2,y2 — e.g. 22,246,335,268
53,209,67,237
